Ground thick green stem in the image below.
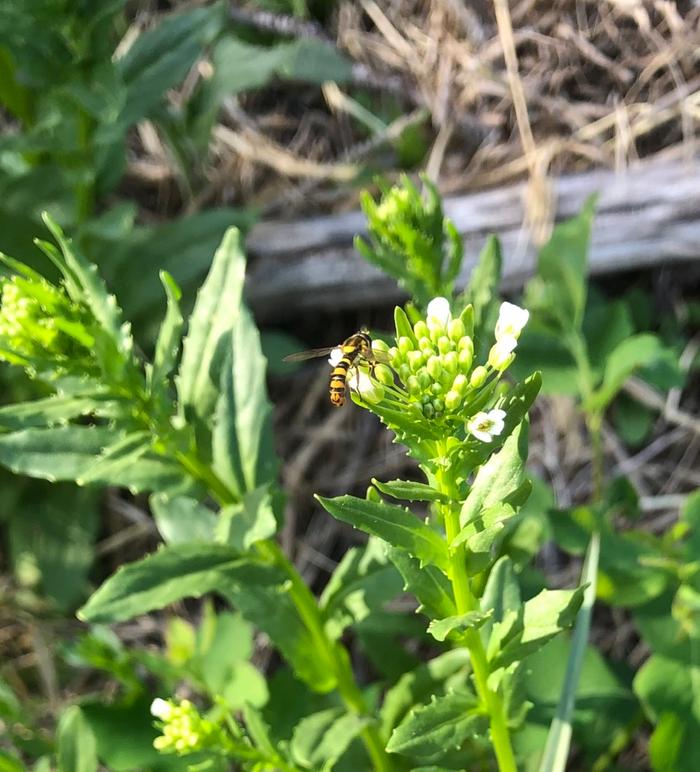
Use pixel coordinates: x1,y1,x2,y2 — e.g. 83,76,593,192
437,458,517,772
443,503,517,772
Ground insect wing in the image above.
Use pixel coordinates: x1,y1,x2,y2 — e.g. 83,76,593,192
369,348,391,364
283,346,336,363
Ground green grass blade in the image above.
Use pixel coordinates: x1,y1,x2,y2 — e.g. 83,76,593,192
539,530,601,772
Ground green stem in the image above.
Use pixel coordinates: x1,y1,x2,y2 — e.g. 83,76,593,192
437,457,517,772
175,451,393,772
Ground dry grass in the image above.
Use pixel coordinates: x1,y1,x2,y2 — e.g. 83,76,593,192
123,0,700,230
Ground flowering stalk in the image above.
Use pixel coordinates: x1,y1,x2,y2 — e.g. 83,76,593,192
319,297,544,770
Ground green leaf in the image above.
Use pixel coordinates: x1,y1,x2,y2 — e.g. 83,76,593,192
8,482,100,610
41,213,131,357
290,707,368,770
589,333,665,411
523,635,637,763
177,227,245,431
81,697,184,772
242,705,278,760
460,235,502,333
481,557,523,660
78,543,242,623
316,495,449,572
57,706,97,772
635,653,700,772
211,36,351,98
386,691,484,763
394,305,417,344
320,539,403,640
149,271,184,389
76,432,186,493
117,4,225,126
216,486,278,552
0,394,114,430
509,326,578,396
212,305,277,498
372,477,448,503
460,422,528,527
0,425,115,482
524,196,596,333
101,208,254,323
149,494,218,544
218,567,337,693
291,707,368,770
388,548,456,619
380,649,471,739
427,611,492,642
496,586,586,669
198,612,268,708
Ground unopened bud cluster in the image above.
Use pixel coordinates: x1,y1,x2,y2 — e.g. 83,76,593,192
150,698,230,756
389,307,475,422
374,297,529,442
0,275,92,370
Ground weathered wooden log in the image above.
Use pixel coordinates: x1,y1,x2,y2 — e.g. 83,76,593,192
245,157,700,320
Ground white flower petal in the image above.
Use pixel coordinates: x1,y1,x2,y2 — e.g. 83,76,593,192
151,698,171,719
495,302,529,342
328,347,343,366
348,368,383,402
426,296,452,328
467,408,507,442
488,337,518,370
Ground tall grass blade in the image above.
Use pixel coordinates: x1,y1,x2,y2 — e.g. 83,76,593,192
539,530,601,772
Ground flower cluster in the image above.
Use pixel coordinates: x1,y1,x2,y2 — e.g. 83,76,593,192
150,698,229,756
0,273,93,372
371,298,528,441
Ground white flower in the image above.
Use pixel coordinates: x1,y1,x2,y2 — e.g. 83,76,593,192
328,347,343,366
488,336,518,370
426,296,452,331
495,302,529,342
150,698,172,720
467,409,506,442
348,368,384,403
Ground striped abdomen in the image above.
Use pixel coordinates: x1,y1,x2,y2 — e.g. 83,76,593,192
329,356,353,407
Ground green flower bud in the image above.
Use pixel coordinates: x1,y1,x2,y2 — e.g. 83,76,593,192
398,336,413,355
447,318,465,341
372,338,390,353
458,335,474,352
432,398,444,413
422,402,435,418
373,363,394,386
470,365,488,387
418,370,432,389
430,382,443,395
388,346,399,361
445,389,462,410
437,335,452,355
406,375,421,395
408,350,424,371
452,373,468,393
418,336,433,352
458,347,473,371
413,320,429,339
442,351,458,374
426,355,443,379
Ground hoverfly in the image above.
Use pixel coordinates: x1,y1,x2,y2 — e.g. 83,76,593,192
284,330,388,407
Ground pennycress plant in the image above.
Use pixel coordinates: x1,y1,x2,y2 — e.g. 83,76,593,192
317,294,585,771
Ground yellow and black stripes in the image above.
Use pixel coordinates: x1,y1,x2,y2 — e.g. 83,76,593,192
328,332,373,407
